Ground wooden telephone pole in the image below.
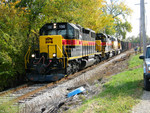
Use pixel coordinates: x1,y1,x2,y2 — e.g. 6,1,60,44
141,0,147,56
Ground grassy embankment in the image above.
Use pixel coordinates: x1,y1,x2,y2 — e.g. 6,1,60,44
70,54,144,113
0,101,18,113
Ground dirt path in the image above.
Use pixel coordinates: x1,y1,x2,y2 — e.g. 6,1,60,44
132,91,150,113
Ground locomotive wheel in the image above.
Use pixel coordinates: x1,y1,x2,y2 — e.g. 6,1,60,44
66,63,72,75
113,51,115,56
76,63,80,72
116,51,118,55
105,53,109,59
75,62,80,72
72,62,79,73
95,56,100,64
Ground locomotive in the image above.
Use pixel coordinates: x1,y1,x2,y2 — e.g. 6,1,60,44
25,22,122,82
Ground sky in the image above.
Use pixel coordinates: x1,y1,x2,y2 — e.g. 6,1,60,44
125,0,150,38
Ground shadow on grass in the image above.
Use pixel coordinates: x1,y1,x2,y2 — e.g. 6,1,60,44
98,79,143,99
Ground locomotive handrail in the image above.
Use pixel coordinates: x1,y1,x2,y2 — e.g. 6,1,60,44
48,44,68,68
64,45,69,68
24,46,31,69
56,44,69,68
57,45,66,68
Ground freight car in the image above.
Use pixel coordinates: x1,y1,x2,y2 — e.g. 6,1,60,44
24,22,134,82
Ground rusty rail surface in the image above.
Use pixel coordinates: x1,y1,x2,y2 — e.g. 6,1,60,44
13,78,68,103
0,84,29,97
1,77,67,106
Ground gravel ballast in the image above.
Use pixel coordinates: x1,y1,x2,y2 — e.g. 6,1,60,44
19,50,133,113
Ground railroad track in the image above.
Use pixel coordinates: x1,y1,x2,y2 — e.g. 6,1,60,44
0,76,73,108
0,51,131,110
0,83,56,106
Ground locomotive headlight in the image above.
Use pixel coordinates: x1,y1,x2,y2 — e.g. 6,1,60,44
54,23,57,29
31,54,35,58
53,53,57,57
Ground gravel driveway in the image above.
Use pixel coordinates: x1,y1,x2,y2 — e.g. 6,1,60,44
132,91,150,113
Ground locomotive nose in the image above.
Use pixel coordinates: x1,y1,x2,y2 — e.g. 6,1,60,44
39,35,63,59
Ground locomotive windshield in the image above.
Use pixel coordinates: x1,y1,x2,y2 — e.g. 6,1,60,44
40,23,77,39
96,33,106,42
47,30,56,35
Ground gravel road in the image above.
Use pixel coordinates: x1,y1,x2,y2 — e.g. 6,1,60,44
132,91,150,113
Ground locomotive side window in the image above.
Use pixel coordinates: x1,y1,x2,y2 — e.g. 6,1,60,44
68,25,74,39
75,30,79,39
91,32,96,38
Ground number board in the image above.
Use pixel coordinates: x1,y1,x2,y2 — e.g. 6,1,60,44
58,24,66,29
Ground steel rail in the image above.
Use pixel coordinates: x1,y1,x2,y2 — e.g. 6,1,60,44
0,84,29,97
1,78,66,106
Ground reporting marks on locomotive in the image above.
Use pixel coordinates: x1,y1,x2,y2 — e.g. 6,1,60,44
45,37,53,44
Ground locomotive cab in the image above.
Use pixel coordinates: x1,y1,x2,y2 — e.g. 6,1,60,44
96,33,107,57
110,36,120,55
96,33,113,59
40,23,80,39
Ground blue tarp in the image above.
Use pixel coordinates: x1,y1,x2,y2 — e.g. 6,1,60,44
67,86,86,98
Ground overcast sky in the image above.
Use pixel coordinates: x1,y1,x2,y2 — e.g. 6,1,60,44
125,0,150,38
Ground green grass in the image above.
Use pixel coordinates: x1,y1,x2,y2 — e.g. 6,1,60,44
69,54,144,113
0,103,19,113
128,54,143,69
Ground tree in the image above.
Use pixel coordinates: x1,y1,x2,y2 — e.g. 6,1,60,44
103,0,132,38
115,20,132,39
42,0,115,32
15,0,47,42
0,0,134,91
0,1,29,90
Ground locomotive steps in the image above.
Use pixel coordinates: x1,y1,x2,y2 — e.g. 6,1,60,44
19,49,133,113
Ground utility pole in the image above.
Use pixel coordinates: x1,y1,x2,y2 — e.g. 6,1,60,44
135,3,144,53
141,0,147,56
139,17,142,53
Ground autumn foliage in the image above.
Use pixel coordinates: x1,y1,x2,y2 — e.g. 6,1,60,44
0,0,132,90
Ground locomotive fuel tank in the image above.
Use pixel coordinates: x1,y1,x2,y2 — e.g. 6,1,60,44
81,58,96,69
